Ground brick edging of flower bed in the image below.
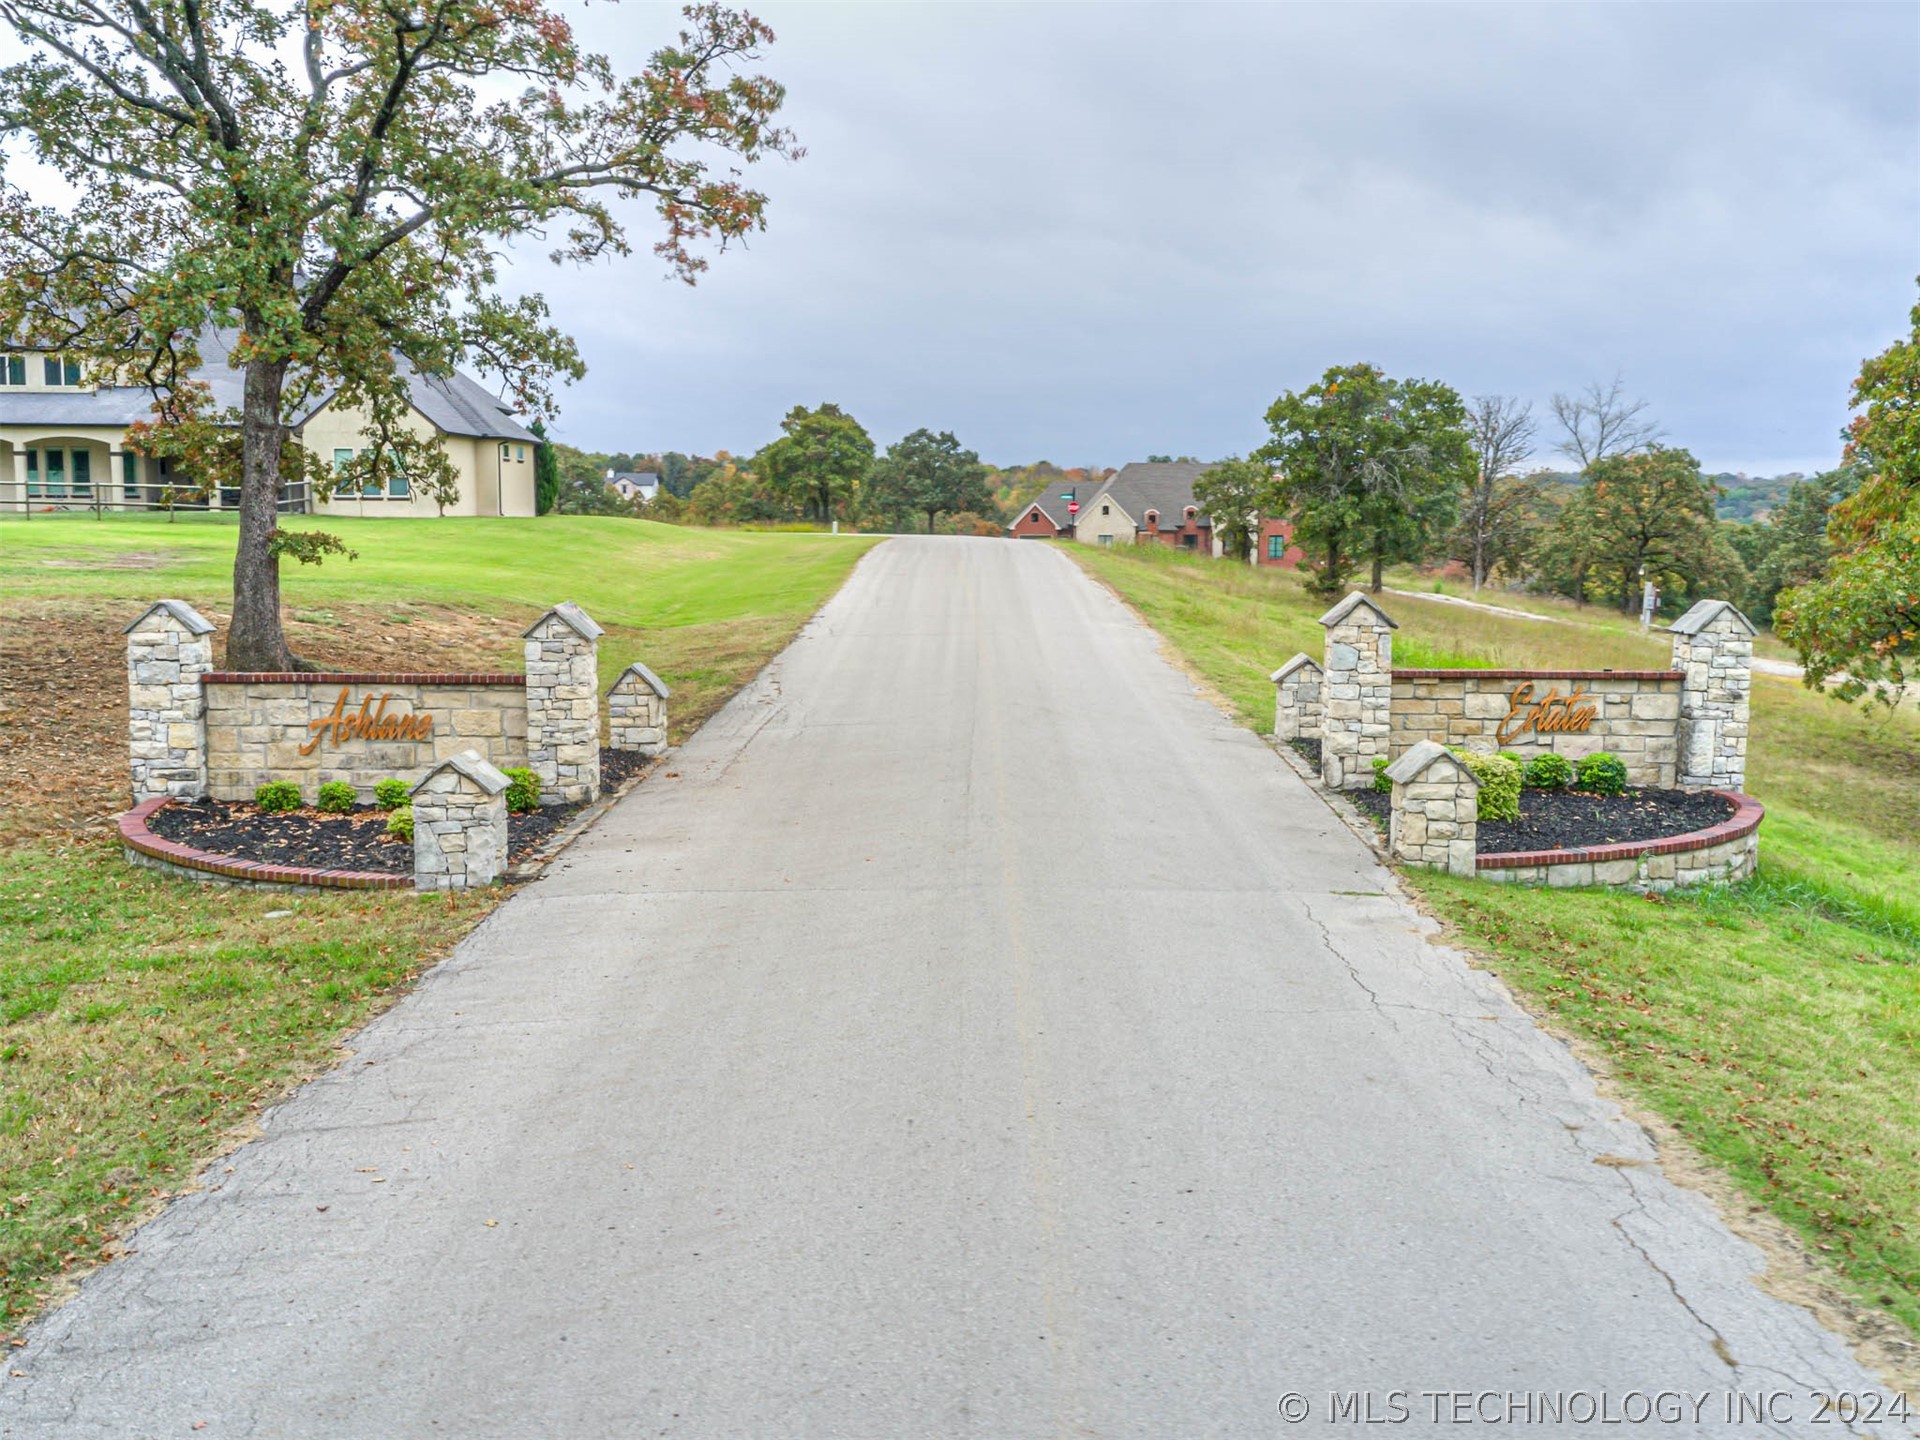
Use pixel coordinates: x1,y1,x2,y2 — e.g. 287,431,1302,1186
1476,790,1763,870
1390,668,1683,682
118,797,411,890
201,671,524,686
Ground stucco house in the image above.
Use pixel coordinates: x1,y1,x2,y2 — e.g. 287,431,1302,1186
608,470,660,504
0,332,539,517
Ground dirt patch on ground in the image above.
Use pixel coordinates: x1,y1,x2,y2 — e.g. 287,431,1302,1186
0,598,518,848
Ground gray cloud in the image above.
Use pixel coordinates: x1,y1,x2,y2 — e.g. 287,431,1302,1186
529,1,1920,474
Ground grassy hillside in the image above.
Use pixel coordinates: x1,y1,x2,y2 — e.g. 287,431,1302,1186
0,514,879,1329
1074,543,1920,1346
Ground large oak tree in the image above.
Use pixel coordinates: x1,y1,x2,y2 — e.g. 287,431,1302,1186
0,0,796,669
1257,363,1472,596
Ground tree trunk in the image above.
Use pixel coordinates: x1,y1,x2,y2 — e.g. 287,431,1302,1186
1370,550,1385,593
226,356,299,672
926,509,936,534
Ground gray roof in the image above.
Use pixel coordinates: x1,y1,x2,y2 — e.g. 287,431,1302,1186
523,601,605,642
124,599,216,636
610,471,659,486
413,747,511,797
1668,599,1757,637
1085,461,1217,531
0,330,534,443
614,660,670,699
1318,592,1399,630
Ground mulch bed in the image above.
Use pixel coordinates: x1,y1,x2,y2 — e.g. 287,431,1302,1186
145,751,655,874
1339,784,1735,854
1476,787,1736,854
1288,737,1322,769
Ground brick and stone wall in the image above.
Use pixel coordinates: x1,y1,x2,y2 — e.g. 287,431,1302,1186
608,662,670,756
1319,592,1396,789
1480,793,1762,892
202,673,526,802
1385,740,1478,876
126,600,215,803
411,750,510,891
1389,670,1682,788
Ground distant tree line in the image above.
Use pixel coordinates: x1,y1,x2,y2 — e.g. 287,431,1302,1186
532,405,1003,534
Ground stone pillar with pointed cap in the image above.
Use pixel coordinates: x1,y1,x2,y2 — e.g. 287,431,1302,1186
1318,591,1397,789
1669,599,1755,793
125,599,216,804
412,748,511,890
523,601,602,805
1270,654,1323,741
1385,740,1479,876
607,661,670,757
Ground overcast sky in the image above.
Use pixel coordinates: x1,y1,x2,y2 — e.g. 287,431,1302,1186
528,4,1910,473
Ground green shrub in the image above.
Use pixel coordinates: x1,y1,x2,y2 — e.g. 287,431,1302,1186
1576,751,1629,797
373,778,412,810
503,766,540,814
1450,749,1522,822
316,781,356,814
385,805,414,842
1522,752,1575,790
254,781,301,814
1371,757,1392,793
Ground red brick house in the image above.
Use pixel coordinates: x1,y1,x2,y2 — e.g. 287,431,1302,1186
1007,499,1068,538
1256,517,1304,569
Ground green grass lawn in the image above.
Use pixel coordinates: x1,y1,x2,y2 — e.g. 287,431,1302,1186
1075,543,1920,1339
0,514,879,1329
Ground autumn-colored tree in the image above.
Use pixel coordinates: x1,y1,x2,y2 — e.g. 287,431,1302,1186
755,404,874,525
1777,282,1920,704
1553,448,1725,612
866,429,992,534
0,2,797,669
1257,364,1473,596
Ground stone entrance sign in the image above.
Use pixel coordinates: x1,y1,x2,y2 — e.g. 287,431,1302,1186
126,598,659,808
203,671,527,800
1390,669,1683,789
1281,590,1753,797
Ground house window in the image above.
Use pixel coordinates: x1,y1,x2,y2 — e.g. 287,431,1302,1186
43,448,65,497
333,448,354,472
70,449,91,496
501,443,511,462
123,451,140,499
42,354,81,386
1097,533,1112,548
1100,504,1110,516
515,445,526,463
1181,533,1198,550
1268,533,1286,560
23,449,37,497
0,356,23,385
388,465,410,498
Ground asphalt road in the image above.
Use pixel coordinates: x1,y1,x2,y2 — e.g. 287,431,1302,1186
2,538,1901,1437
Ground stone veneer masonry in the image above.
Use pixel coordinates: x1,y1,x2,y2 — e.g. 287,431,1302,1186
126,600,216,803
1385,741,1480,877
1389,671,1682,788
523,602,603,805
1670,600,1754,793
1270,654,1324,742
607,661,670,756
202,673,526,801
1318,592,1396,790
411,749,511,891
